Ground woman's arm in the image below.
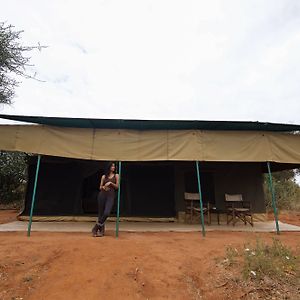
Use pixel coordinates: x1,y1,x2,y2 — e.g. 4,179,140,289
99,175,105,190
110,174,119,190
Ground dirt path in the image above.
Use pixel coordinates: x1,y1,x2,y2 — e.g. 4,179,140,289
0,230,299,300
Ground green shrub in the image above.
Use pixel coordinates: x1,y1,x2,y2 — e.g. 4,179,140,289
264,170,300,211
242,238,298,282
0,151,28,203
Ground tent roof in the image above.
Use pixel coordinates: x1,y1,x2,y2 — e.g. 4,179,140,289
1,114,300,131
0,123,300,163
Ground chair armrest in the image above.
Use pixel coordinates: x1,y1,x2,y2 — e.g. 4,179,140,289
225,201,235,209
242,200,252,210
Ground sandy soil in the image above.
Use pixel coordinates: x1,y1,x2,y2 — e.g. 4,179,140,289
0,231,299,300
267,210,300,226
0,210,299,300
0,210,20,224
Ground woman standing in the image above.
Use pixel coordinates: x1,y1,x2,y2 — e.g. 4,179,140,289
92,162,119,237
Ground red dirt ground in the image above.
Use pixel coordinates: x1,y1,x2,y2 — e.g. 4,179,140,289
0,210,299,300
0,209,20,224
267,210,300,226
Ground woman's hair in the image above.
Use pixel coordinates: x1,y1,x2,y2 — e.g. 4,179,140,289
104,162,115,177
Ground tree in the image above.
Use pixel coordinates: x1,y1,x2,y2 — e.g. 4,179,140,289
264,169,300,211
0,22,45,104
0,151,28,204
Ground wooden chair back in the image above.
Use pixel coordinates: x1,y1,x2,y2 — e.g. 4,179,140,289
184,192,200,201
225,194,243,202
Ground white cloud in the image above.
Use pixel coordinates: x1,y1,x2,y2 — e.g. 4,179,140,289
0,0,300,122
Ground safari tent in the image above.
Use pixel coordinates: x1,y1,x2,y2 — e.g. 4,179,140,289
1,114,300,236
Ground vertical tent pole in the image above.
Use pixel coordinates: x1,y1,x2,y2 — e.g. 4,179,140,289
196,161,206,237
116,161,122,238
267,161,280,235
27,154,41,237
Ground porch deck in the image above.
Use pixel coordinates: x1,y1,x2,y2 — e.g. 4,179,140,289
0,220,299,233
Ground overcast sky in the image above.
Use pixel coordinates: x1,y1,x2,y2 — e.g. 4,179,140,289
1,0,300,123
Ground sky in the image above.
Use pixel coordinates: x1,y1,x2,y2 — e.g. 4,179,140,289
0,0,300,123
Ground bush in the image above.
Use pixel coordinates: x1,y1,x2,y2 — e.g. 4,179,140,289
242,238,298,282
0,151,28,204
223,239,299,284
264,170,300,211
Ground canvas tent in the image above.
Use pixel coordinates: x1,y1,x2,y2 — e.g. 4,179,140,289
1,114,300,236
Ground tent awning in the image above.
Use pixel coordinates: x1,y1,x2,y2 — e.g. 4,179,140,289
0,124,300,163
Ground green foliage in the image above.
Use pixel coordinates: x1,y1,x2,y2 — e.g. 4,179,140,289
0,22,45,104
264,170,300,211
242,238,298,282
0,151,28,203
223,239,298,284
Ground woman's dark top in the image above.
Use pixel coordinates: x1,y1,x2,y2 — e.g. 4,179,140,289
101,174,117,196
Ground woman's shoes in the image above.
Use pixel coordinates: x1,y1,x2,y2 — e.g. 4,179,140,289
92,223,99,237
96,224,105,237
92,223,105,237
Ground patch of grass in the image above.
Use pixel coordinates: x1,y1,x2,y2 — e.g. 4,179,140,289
218,239,299,299
223,245,239,266
222,239,298,282
242,238,298,282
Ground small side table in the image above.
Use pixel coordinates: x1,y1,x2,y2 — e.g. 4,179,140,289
209,207,222,225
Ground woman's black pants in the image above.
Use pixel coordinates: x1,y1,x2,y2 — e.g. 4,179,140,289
97,191,114,224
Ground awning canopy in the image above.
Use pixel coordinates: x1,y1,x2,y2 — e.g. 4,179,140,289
0,115,300,163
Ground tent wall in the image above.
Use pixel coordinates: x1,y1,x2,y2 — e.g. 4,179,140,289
22,158,177,217
22,158,267,218
1,125,300,163
121,163,175,217
213,164,265,212
173,162,265,214
23,157,103,216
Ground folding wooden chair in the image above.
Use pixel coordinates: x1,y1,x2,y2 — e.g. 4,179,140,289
184,192,210,224
225,194,253,226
